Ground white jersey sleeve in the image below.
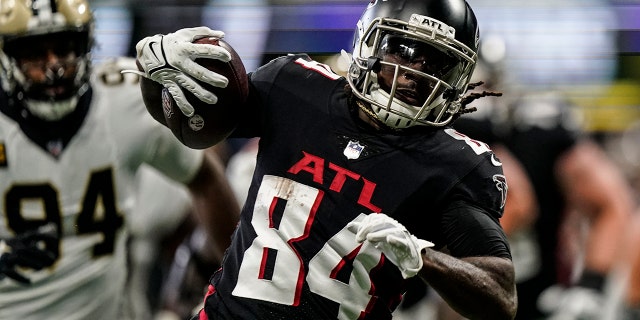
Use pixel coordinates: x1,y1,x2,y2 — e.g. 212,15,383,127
93,57,204,184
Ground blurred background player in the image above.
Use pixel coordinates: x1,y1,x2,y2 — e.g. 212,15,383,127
447,43,636,319
124,166,198,320
609,119,640,319
0,1,240,319
623,210,640,320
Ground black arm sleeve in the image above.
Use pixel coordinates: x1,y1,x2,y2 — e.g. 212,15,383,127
440,200,512,260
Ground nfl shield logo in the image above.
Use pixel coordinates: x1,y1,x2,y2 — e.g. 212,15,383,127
344,140,365,160
162,89,174,119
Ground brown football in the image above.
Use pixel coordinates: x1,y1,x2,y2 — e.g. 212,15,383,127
139,37,248,149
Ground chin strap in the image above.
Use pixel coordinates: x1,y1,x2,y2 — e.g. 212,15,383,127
354,100,380,122
366,56,381,73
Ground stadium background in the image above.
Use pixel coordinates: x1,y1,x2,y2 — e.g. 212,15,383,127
87,0,640,186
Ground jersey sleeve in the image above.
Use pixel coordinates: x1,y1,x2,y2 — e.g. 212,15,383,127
391,151,510,259
439,200,512,259
437,150,510,258
229,56,292,138
94,57,205,185
453,152,507,219
230,54,326,139
142,129,204,184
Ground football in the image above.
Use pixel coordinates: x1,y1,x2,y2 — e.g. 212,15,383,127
139,37,248,149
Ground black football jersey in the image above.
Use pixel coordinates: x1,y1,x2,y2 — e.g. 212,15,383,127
205,54,508,320
454,95,582,318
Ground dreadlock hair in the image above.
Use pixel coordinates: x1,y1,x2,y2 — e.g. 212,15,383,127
452,81,503,121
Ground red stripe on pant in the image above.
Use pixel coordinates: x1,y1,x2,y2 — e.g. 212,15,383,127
197,284,216,320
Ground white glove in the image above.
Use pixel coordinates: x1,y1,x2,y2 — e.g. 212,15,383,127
537,285,603,320
348,213,433,279
133,26,232,117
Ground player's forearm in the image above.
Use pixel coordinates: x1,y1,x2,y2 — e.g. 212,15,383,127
584,204,630,273
559,141,633,273
493,144,538,236
418,249,517,320
188,150,240,260
583,173,633,274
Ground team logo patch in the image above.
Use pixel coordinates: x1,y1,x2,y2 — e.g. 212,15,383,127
47,140,63,158
188,114,204,131
493,174,507,209
491,154,502,167
344,140,365,160
0,142,6,167
161,89,174,119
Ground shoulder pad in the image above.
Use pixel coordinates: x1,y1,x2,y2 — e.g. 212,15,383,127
92,57,140,87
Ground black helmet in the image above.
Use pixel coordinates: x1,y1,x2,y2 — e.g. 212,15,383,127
348,0,479,128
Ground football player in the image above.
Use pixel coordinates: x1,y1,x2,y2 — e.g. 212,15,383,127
0,0,239,319
452,56,634,319
134,0,517,319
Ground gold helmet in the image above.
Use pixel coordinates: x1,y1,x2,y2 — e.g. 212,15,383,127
0,0,94,121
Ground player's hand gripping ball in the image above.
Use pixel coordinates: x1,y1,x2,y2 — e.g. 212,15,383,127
139,37,249,149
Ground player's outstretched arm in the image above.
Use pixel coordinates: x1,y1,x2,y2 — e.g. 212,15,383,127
186,148,240,260
350,213,517,320
420,250,517,320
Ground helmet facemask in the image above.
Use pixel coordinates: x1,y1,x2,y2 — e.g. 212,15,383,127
0,0,93,121
348,14,477,129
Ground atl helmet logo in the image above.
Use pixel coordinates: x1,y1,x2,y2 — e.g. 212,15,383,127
409,14,456,41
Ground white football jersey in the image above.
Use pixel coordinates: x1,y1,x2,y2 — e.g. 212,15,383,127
0,58,203,320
